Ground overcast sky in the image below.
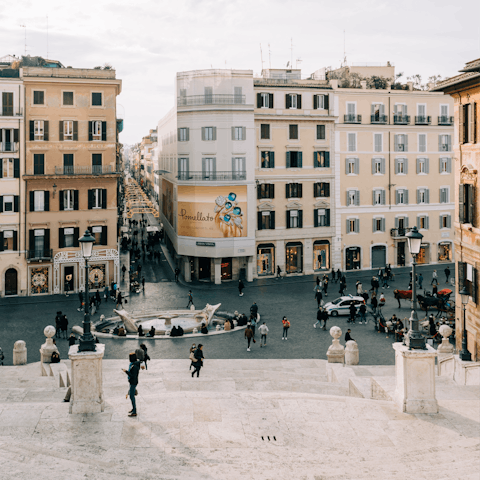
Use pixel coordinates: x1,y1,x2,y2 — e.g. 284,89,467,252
3,0,480,144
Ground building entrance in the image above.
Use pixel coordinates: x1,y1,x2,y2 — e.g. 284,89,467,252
198,257,211,280
371,245,386,269
397,241,406,266
345,247,361,270
64,266,74,294
221,258,232,280
257,244,274,276
286,242,303,274
5,268,17,296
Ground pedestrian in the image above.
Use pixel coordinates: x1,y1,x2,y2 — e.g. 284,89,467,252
259,322,269,347
276,265,282,279
250,314,257,338
382,271,389,288
191,344,204,377
314,288,323,307
55,311,62,338
431,270,438,286
245,323,254,351
356,280,363,295
378,293,386,312
122,352,144,417
348,303,356,324
141,277,145,292
345,329,355,343
282,316,290,340
68,333,76,346
432,284,438,296
60,313,69,339
444,267,451,284
0,347,4,366
238,279,245,297
140,344,149,370
359,303,367,324
95,290,101,308
137,264,142,276
77,291,84,312
135,345,145,365
418,273,424,290
371,293,378,313
336,268,341,283
189,343,196,370
174,268,180,282
314,307,323,328
322,276,329,296
116,291,123,309
339,280,346,296
122,264,126,280
250,302,258,318
186,290,194,308
373,276,380,295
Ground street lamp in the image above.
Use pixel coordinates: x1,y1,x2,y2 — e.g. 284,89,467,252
404,226,426,349
78,230,96,352
459,286,471,361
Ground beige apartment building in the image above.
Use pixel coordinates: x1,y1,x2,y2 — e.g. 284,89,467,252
334,65,455,271
254,69,336,277
22,64,122,295
433,59,480,360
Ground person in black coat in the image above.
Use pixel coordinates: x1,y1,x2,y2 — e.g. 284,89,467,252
191,344,204,378
345,329,355,342
238,279,245,297
123,353,144,416
348,303,357,324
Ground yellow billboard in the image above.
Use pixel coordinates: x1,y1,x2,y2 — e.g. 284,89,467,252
177,186,247,238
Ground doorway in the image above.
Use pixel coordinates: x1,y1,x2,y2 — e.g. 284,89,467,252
371,246,386,269
285,242,303,274
5,268,17,296
397,241,406,266
198,257,211,280
345,247,361,270
221,258,232,280
64,265,74,294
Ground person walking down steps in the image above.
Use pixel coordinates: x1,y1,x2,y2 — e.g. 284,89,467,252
191,344,204,377
258,322,269,347
186,290,194,308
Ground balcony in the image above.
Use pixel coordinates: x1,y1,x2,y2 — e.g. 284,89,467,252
177,94,246,107
177,171,247,181
0,142,18,153
27,249,53,261
438,116,454,125
370,114,387,124
54,165,120,175
1,108,23,117
393,115,410,125
415,116,431,125
390,227,412,238
344,114,362,124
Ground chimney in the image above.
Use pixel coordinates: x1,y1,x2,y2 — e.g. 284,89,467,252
360,80,367,89
330,79,339,89
407,81,414,91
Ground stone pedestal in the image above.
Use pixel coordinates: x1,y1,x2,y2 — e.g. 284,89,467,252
453,355,480,386
327,326,345,364
437,325,454,360
68,344,105,414
393,343,438,414
40,325,59,376
345,340,359,365
13,340,27,365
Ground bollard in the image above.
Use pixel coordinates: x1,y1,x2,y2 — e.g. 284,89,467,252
13,340,27,365
39,326,59,375
327,326,345,364
345,340,359,365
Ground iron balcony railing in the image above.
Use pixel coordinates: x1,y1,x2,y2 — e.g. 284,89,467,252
344,114,362,123
1,108,23,117
390,227,412,238
177,171,247,181
0,142,17,152
54,165,120,175
415,115,431,125
438,116,454,125
370,114,387,124
27,249,53,261
393,115,410,124
177,94,246,107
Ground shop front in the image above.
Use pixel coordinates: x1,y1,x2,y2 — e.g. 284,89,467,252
257,243,275,276
221,258,233,280
437,242,452,262
286,242,303,274
345,246,361,270
313,240,330,271
417,243,430,265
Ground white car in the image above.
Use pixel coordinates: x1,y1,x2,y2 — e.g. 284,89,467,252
323,295,365,317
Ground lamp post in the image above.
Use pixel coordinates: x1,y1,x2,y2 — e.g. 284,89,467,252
78,230,96,352
459,286,471,361
404,226,425,349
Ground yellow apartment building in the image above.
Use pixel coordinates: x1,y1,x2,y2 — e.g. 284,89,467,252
333,65,455,271
22,64,122,295
433,59,480,361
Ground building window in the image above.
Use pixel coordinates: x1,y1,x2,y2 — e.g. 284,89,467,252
2,158,14,178
286,183,302,199
178,128,189,142
314,95,328,110
63,92,74,106
91,121,102,140
286,151,302,168
396,216,409,231
440,214,451,229
286,210,302,229
460,184,476,225
60,190,77,211
439,187,449,204
261,151,274,168
396,189,408,205
346,102,357,122
260,124,270,139
371,103,385,122
346,158,359,175
202,127,216,141
257,92,273,108
373,217,385,232
417,188,429,204
395,158,407,174
1,230,17,250
62,120,73,140
347,189,360,206
257,184,274,199
257,243,275,275
90,225,107,245
314,208,330,227
438,242,452,262
373,189,385,205
417,216,429,230
460,103,477,144
33,91,44,105
316,125,326,140
418,133,427,153
347,133,356,152
289,124,298,140
2,92,13,116
178,157,189,180
372,158,385,174
257,211,275,230
286,94,301,109
202,157,216,178
395,134,408,152
313,240,330,270
92,92,102,106
89,188,106,209
33,154,45,175
374,133,382,152
2,195,13,212
416,158,429,174
439,157,450,174
34,120,45,140
232,157,246,179
314,151,330,168
60,227,78,248
314,182,330,197
439,134,452,151
232,126,246,141
458,261,478,304
285,242,303,273
92,153,102,173
34,191,45,211
346,218,359,234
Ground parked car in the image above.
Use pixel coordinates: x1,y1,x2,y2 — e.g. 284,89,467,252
323,295,365,317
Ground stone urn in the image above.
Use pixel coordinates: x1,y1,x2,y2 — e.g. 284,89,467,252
327,326,345,364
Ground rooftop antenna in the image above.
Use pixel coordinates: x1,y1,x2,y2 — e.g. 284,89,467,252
46,16,49,59
268,43,271,68
342,30,347,67
260,44,264,72
20,24,26,56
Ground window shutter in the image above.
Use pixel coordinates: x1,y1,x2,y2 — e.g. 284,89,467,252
73,121,78,141
270,211,275,229
404,190,409,205
44,191,50,211
417,216,421,229
298,210,303,228
314,152,318,168
416,159,420,174
324,95,329,110
473,268,479,304
372,190,376,205
257,93,262,108
212,127,217,141
355,190,360,206
354,158,359,174
404,216,409,228
298,184,303,198
373,218,376,232
13,128,18,142
371,158,376,174
14,195,19,212
346,190,350,205
314,209,318,227
346,219,350,233
59,121,64,141
286,152,291,168
345,158,349,175
286,210,291,229
88,189,93,210
381,158,385,174
59,191,64,211
102,189,107,209
313,95,318,109
30,191,34,212
29,120,34,141
425,216,429,230
381,190,386,205
13,230,17,250
269,94,273,108
447,158,451,173
101,121,107,141
459,184,465,222
14,158,19,178
355,219,360,233
74,190,79,210
73,227,79,247
425,158,429,174
231,126,235,140
285,184,290,198
404,159,408,174
469,103,476,143
325,183,330,197
403,135,408,152
325,209,330,226
325,151,330,167
101,226,108,245
242,127,246,140
286,94,291,109
439,158,443,173
257,211,264,230
44,229,50,251
394,135,398,151
0,196,3,212
29,230,35,250
59,228,65,248
178,128,181,140
298,152,303,168
44,121,49,141
469,186,476,227
395,159,399,174
381,218,385,232
0,161,2,179
88,121,93,141
297,95,302,109
446,214,451,229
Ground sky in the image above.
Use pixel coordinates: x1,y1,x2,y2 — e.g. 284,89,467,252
2,0,480,145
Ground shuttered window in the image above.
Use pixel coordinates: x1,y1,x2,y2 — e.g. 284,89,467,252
439,187,449,204
374,133,382,152
178,128,189,142
394,134,408,152
418,134,427,152
347,189,360,206
289,125,298,140
372,189,386,205
346,218,360,233
439,157,451,173
314,208,330,227
346,158,359,175
260,124,270,139
416,188,429,204
347,133,356,152
261,151,274,168
314,182,330,197
232,126,246,141
371,158,385,174
417,216,429,230
316,125,326,140
372,217,385,232
440,214,451,229
314,151,330,168
286,183,302,199
257,184,275,199
416,158,429,174
396,189,409,205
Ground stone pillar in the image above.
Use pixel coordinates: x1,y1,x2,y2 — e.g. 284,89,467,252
39,326,59,376
183,256,191,283
437,325,454,359
304,238,313,275
276,240,286,276
345,340,359,365
193,257,199,281
327,326,344,363
393,342,438,414
246,256,254,282
68,344,105,414
214,258,221,285
13,340,27,365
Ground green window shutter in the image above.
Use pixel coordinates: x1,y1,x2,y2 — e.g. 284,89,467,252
270,152,275,168
44,229,50,251
88,190,93,210
257,212,263,230
59,121,64,141
73,227,79,247
59,191,64,211
73,121,78,141
102,121,107,141
14,158,19,178
44,121,49,141
298,210,303,228
297,95,302,109
285,184,290,198
13,230,17,250
44,191,50,211
29,230,35,250
286,152,291,168
326,209,330,226
29,120,34,141
102,189,107,209
59,228,65,248
101,226,108,245
14,195,19,212
269,93,274,108
325,151,330,167
314,209,318,227
88,121,93,141
74,190,79,210
30,192,34,212
286,210,291,228
324,95,329,110
298,152,302,168
270,211,275,229
313,95,318,109
257,93,262,108
285,94,290,109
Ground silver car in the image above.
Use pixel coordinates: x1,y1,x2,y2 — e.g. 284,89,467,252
323,295,365,317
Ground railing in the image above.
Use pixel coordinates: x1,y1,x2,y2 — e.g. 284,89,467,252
415,116,431,125
177,171,247,181
54,165,120,175
0,142,17,152
177,94,246,106
27,249,53,261
370,115,387,124
394,115,410,124
438,116,454,125
344,114,362,123
390,227,412,238
1,108,23,117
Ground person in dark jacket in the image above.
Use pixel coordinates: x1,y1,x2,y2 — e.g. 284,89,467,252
68,333,76,346
77,291,84,312
191,344,204,378
140,344,150,370
238,279,245,297
60,313,69,339
250,302,258,318
314,289,323,307
245,324,254,351
345,329,355,342
95,290,102,308
123,352,144,416
371,293,378,313
55,312,62,338
358,303,367,324
348,303,357,324
200,322,208,334
137,325,145,337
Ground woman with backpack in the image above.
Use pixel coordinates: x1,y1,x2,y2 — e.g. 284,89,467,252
191,344,204,378
282,316,290,340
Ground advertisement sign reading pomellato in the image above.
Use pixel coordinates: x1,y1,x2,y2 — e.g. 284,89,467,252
177,185,247,238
